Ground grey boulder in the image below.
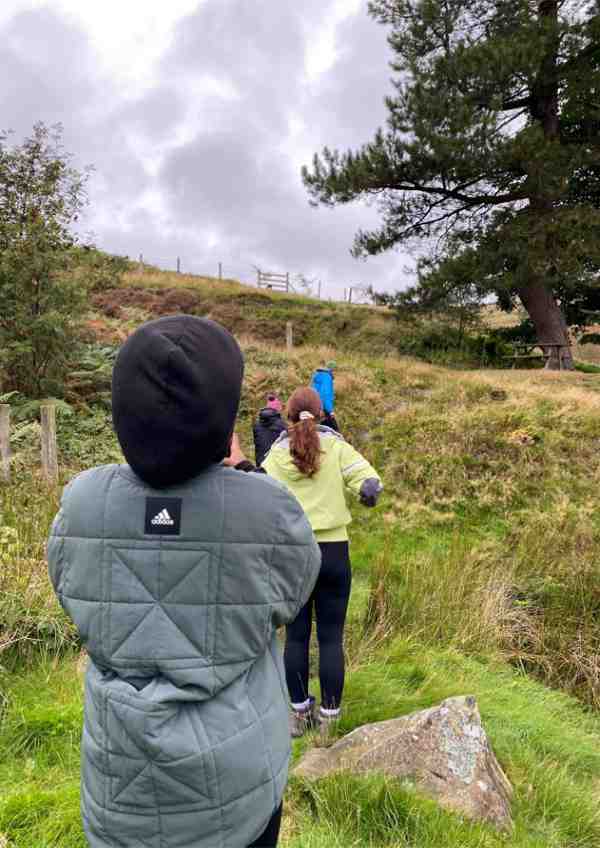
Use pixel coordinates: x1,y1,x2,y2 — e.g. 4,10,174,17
294,695,513,831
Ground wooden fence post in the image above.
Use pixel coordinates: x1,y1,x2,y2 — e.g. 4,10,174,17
176,256,181,274
218,262,223,280
0,404,10,483
286,321,293,351
40,401,58,485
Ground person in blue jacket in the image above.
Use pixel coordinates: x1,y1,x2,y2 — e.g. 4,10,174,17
310,361,339,432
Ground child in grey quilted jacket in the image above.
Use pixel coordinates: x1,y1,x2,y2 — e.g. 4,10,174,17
48,316,321,848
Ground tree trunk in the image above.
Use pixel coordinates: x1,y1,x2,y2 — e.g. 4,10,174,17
517,280,573,370
533,1,560,137
519,3,573,371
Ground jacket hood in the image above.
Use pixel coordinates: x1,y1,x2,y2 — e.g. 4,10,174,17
112,315,244,487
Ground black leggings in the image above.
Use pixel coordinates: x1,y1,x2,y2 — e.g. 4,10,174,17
285,541,351,709
248,804,282,847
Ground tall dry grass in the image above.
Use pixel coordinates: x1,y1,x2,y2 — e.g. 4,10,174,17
0,478,75,671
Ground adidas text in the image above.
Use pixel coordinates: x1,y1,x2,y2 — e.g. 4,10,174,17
151,509,175,526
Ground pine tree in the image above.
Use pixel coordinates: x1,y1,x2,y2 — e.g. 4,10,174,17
302,1,600,369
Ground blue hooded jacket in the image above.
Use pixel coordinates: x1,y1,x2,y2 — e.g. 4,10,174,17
310,368,335,414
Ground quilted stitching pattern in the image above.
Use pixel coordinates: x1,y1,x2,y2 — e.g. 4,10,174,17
49,463,321,848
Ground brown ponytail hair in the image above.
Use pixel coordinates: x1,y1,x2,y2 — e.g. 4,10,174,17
286,387,323,477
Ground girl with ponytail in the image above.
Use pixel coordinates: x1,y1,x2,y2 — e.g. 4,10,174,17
263,386,382,739
287,388,322,477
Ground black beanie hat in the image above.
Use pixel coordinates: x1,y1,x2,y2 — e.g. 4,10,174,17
112,315,244,487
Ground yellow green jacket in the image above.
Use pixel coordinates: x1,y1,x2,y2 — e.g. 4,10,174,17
262,427,382,541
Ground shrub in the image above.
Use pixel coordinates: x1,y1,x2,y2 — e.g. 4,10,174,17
0,123,91,398
395,323,511,367
69,246,131,293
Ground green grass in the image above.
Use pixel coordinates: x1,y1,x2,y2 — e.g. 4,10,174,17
574,360,600,374
285,640,600,847
0,658,84,847
0,786,83,848
1,640,599,846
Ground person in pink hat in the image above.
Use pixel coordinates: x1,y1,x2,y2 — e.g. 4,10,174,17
266,393,283,412
253,393,287,465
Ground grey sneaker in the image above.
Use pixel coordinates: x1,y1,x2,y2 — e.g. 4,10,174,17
289,696,317,738
317,708,341,746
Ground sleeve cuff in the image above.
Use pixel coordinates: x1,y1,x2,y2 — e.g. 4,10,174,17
235,460,257,473
234,460,267,474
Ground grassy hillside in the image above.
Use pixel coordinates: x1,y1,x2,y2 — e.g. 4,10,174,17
86,266,399,355
2,269,600,845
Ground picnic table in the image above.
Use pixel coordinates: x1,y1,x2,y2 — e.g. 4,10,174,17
505,342,571,371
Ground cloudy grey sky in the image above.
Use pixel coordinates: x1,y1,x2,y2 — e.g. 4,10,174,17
1,0,415,299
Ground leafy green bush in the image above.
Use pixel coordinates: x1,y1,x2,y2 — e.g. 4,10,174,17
395,323,511,367
0,124,90,398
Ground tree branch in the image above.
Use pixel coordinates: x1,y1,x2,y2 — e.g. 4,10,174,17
391,181,525,206
501,96,532,110
396,203,474,238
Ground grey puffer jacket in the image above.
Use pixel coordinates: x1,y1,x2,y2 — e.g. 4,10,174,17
48,463,320,848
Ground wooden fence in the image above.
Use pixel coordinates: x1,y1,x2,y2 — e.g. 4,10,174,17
0,401,59,485
257,269,290,292
344,285,372,304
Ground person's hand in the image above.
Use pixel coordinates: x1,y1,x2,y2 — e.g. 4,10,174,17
359,478,383,507
222,432,248,467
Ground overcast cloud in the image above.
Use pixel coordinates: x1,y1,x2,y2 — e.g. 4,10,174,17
0,1,415,299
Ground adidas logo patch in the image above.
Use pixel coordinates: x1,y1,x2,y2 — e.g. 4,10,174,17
151,509,175,526
145,497,181,535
